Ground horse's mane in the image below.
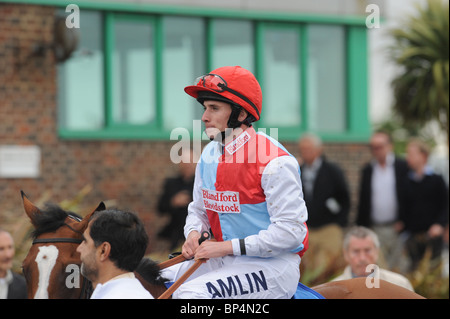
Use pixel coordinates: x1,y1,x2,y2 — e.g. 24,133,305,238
136,258,168,286
31,203,82,239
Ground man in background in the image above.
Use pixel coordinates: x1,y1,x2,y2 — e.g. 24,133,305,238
298,133,350,270
0,229,27,299
333,226,414,292
157,150,197,251
399,138,448,271
356,130,409,269
77,210,153,299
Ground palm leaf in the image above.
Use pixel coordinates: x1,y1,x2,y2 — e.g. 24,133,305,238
388,0,449,139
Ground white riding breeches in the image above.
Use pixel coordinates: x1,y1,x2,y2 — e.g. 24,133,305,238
161,253,300,299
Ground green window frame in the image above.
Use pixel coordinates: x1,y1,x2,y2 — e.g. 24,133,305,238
15,0,370,142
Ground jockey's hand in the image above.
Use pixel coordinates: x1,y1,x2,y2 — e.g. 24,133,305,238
194,240,232,260
182,231,201,259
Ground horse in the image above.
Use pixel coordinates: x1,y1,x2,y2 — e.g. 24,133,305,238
21,192,424,299
21,192,166,299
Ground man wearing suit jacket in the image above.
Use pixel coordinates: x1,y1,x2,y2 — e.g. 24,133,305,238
298,133,350,269
0,229,27,299
356,131,409,270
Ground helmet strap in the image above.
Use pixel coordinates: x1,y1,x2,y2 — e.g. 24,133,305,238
204,102,255,143
211,105,255,143
227,104,244,129
227,104,255,129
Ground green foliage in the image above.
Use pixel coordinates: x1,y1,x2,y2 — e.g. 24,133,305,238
408,248,449,299
389,0,449,140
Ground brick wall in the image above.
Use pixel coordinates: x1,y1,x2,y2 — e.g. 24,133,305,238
0,4,372,253
0,4,178,248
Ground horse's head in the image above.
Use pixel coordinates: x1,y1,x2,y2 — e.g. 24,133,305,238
21,191,105,299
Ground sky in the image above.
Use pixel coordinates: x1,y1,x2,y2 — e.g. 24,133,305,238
368,0,428,124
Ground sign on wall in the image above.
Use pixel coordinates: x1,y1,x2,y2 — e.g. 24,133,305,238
0,145,41,178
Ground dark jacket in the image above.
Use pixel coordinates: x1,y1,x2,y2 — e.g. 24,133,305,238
399,171,449,233
300,157,350,228
7,272,27,299
157,175,194,245
356,157,409,227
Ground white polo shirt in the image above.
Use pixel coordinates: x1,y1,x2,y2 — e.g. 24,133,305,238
91,272,153,299
370,153,398,224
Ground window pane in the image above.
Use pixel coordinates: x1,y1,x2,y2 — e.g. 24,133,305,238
112,19,155,125
263,27,301,128
212,19,253,72
58,11,104,130
308,25,346,132
162,17,205,131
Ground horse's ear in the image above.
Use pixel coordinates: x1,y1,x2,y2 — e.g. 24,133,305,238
75,201,106,232
21,190,42,225
95,201,106,212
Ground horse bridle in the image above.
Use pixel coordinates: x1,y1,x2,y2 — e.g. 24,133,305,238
32,214,84,245
31,214,92,298
32,237,83,245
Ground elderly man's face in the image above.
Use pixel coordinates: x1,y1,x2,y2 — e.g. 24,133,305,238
344,236,379,277
0,232,15,276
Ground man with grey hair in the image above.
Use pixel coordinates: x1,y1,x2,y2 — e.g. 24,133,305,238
332,226,414,291
0,229,27,299
297,132,350,270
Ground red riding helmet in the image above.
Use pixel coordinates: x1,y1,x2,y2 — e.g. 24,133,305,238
184,66,263,122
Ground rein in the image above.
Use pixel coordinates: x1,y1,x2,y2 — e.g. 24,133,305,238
158,231,211,299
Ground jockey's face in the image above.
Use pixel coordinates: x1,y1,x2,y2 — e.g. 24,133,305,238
201,100,232,140
344,236,379,277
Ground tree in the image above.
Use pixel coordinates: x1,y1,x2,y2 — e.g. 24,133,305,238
389,0,449,144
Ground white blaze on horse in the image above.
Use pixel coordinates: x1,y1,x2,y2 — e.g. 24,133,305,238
33,245,59,299
20,191,425,299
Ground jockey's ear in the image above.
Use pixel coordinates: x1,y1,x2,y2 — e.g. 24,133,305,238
21,190,42,226
75,201,106,233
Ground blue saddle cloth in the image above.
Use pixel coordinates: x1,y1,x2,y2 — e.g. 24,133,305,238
292,283,325,299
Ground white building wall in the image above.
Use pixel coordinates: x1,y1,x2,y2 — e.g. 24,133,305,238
93,0,386,16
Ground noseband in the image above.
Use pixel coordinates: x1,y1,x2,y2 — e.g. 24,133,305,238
31,214,92,298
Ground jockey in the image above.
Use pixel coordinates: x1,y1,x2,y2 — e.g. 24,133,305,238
162,66,309,299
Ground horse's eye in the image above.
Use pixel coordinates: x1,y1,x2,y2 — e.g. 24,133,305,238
21,266,28,278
